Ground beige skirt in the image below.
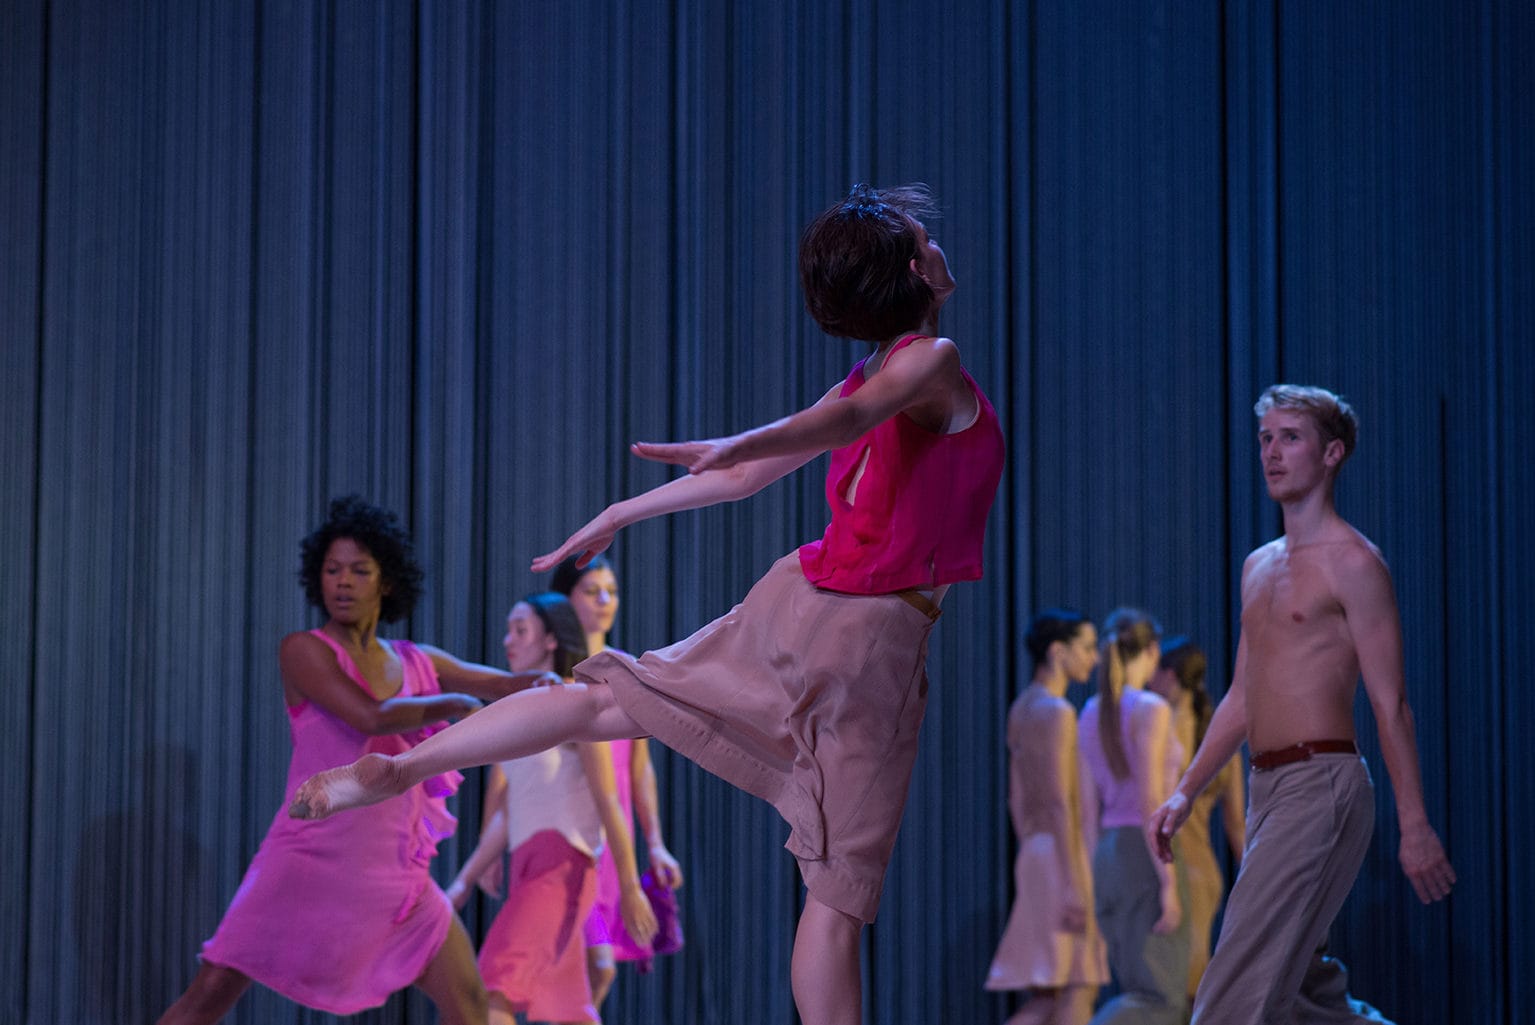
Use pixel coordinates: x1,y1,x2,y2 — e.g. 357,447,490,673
574,552,939,923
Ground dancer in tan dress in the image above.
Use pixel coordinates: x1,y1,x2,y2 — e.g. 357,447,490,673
987,609,1108,1025
287,184,1006,1025
1146,637,1244,1003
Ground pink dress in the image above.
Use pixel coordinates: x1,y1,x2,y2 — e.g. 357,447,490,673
199,631,463,1014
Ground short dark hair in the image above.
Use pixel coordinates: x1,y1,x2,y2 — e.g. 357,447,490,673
1024,608,1090,669
799,183,940,341
550,553,615,597
520,591,591,677
298,495,424,623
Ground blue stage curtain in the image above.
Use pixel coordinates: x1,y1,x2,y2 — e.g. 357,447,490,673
1,1,1528,1022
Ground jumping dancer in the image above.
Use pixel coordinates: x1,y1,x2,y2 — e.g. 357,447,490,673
290,183,1005,1025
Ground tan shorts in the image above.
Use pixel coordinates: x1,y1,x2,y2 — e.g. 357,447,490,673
575,552,939,922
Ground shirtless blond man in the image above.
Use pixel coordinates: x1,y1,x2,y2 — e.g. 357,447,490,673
1146,384,1455,1024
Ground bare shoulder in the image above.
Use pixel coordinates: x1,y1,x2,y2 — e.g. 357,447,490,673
279,629,327,665
409,641,453,664
1130,688,1172,724
886,334,962,376
1332,525,1389,575
1326,526,1395,605
1243,538,1286,575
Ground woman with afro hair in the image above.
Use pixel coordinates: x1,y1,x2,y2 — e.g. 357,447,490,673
157,495,554,1025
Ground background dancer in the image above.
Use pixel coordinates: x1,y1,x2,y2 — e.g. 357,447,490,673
986,609,1108,1025
551,554,685,1007
157,496,552,1025
447,592,655,1025
1145,636,1244,1004
1148,385,1456,1024
1079,609,1189,1025
289,182,1005,1025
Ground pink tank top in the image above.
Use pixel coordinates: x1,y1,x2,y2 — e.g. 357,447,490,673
1079,690,1185,830
798,334,1005,594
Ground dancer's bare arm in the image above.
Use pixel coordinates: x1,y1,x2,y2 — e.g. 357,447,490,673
1150,635,1251,862
633,336,964,475
1077,737,1100,856
531,385,841,572
1041,703,1088,932
445,806,509,908
477,766,509,896
631,739,684,888
417,645,558,701
279,632,480,735
1135,699,1181,933
581,742,659,944
1340,547,1456,903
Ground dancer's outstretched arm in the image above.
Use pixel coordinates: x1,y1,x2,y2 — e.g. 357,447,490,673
419,645,559,702
290,682,645,820
580,742,659,945
530,385,840,573
637,335,962,475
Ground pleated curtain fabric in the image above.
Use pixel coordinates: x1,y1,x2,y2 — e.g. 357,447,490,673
1,1,1530,1023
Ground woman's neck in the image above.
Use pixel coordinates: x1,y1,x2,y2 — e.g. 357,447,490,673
323,618,380,651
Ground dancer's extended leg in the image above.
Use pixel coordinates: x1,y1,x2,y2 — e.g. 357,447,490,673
790,894,863,1025
290,683,642,819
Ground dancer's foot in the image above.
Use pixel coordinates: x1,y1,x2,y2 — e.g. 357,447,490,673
288,753,406,819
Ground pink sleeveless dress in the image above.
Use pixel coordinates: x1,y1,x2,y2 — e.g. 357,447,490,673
199,631,464,1014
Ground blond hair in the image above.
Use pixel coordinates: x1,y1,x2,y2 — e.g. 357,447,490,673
1254,384,1359,464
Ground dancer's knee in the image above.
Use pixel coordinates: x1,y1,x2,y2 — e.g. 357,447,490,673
586,683,642,740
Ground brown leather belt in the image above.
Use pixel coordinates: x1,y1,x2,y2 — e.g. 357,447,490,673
1250,739,1358,773
893,589,942,622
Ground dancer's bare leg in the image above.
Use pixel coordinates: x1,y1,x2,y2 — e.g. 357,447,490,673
290,683,642,819
155,963,251,1025
487,993,517,1025
1004,989,1056,1025
790,893,863,1025
414,916,489,1025
1061,984,1097,1025
587,943,617,1010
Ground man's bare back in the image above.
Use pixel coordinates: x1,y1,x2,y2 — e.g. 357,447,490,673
1240,526,1386,752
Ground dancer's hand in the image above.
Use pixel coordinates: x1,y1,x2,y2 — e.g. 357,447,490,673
619,881,660,947
1147,791,1191,863
1400,825,1455,903
444,879,471,910
478,858,505,899
1059,889,1088,934
531,508,619,574
648,843,685,889
631,436,743,475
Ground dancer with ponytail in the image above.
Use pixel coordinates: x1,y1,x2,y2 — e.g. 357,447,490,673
288,183,1005,1025
1078,609,1189,1025
1146,637,1244,1003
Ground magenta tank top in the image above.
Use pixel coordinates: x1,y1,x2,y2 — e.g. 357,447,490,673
798,334,1005,594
